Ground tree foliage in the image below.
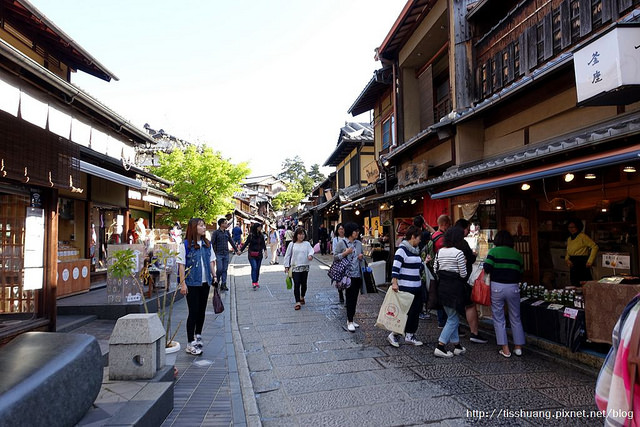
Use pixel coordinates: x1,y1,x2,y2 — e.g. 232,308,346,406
272,181,305,212
277,156,308,183
153,145,250,225
308,164,326,185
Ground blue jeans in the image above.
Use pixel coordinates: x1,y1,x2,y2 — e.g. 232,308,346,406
216,253,229,285
249,257,263,283
438,305,460,345
491,281,525,346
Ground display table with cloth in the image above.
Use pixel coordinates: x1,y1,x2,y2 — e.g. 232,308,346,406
519,298,585,352
583,280,640,344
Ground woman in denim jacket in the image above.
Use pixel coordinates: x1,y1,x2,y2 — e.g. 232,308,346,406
178,218,216,356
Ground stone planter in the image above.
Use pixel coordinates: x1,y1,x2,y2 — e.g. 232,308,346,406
165,340,181,354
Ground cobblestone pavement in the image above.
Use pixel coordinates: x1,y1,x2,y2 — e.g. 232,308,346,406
232,252,600,426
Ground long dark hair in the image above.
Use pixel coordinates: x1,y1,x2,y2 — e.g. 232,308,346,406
185,218,210,249
493,230,515,248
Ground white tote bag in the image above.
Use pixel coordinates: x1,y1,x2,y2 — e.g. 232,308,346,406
375,290,415,336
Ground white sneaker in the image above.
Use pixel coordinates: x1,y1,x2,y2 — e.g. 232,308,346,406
195,334,203,349
514,348,523,356
352,321,360,328
185,341,202,356
387,333,400,348
434,347,454,358
454,345,466,355
347,322,356,332
404,334,423,346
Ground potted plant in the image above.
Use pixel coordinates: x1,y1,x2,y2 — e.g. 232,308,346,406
107,246,184,353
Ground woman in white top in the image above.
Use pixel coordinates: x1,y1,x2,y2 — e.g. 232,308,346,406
284,227,314,310
434,227,468,358
177,218,217,356
331,223,346,304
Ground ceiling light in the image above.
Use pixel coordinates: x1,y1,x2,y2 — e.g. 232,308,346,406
623,165,636,173
585,173,596,179
382,158,390,167
564,173,575,182
521,183,531,191
355,209,360,215
403,199,407,204
410,199,417,204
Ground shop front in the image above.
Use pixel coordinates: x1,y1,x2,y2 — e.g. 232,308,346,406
431,143,640,350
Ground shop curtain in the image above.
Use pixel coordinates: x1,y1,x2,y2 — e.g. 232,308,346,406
460,202,479,220
423,196,449,226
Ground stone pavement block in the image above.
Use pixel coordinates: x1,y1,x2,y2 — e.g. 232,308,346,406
313,339,361,351
288,384,409,414
468,360,549,375
375,355,422,368
263,342,315,355
475,372,557,390
261,416,302,427
454,389,563,411
536,385,599,407
411,363,478,380
273,357,382,379
255,389,293,418
281,371,382,394
396,379,449,397
430,376,496,394
250,370,281,393
246,351,272,372
296,346,386,364
372,366,426,382
392,396,470,424
269,353,299,367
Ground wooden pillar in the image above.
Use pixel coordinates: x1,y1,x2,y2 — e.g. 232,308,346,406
44,188,59,332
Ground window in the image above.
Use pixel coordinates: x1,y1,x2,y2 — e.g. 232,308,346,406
502,50,509,84
382,117,392,150
514,41,520,76
481,63,489,96
536,22,544,63
434,78,451,123
570,0,580,43
552,7,562,53
591,0,602,28
490,59,497,92
350,156,360,186
338,167,345,189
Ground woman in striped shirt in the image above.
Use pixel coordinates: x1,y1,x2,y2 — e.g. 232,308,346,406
388,225,424,347
434,227,468,358
483,230,525,358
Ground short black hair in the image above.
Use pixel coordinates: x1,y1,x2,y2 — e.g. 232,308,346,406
567,219,584,233
493,230,515,248
413,215,424,227
404,225,422,240
454,218,470,229
344,222,360,237
218,218,227,226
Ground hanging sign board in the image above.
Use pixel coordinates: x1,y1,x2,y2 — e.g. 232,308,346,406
574,26,640,104
24,207,45,290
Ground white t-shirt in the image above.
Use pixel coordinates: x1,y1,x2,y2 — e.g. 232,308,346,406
177,240,217,281
283,241,314,270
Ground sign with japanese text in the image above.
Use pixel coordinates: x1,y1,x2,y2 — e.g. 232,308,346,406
574,27,640,103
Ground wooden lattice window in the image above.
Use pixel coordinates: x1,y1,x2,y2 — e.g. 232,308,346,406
481,63,489,96
591,0,602,28
0,194,34,314
514,41,521,76
536,22,545,63
502,50,509,84
570,0,581,43
552,7,562,53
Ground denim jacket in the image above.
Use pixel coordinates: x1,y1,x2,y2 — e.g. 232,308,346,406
184,241,213,286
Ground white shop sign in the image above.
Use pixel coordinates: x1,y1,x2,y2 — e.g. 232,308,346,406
573,26,640,103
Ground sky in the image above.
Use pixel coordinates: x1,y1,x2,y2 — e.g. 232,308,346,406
29,0,406,177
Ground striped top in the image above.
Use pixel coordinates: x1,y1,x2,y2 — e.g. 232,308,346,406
483,246,524,284
434,247,467,278
391,242,423,288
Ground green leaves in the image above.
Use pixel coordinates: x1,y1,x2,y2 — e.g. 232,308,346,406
107,248,136,280
274,157,326,212
153,145,250,224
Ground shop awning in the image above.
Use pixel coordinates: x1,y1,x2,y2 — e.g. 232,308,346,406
431,144,640,199
341,193,384,209
79,160,143,189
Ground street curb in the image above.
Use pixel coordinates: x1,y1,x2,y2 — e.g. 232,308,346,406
229,262,262,427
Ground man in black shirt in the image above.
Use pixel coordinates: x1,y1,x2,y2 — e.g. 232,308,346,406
211,218,240,291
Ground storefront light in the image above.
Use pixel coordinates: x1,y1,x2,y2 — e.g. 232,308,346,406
521,183,531,191
355,209,360,215
564,173,575,182
585,173,596,179
410,199,417,204
623,166,636,173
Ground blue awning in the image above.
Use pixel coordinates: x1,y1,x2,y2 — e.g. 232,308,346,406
431,145,640,199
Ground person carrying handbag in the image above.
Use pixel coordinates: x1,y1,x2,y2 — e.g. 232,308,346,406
240,223,268,290
333,222,364,332
284,227,314,310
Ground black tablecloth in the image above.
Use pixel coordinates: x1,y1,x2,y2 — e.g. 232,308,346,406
519,298,585,352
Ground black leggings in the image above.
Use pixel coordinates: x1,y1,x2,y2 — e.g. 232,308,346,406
346,277,362,322
398,286,423,335
292,271,309,303
185,283,210,342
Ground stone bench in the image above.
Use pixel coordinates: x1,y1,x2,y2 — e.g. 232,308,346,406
0,331,102,427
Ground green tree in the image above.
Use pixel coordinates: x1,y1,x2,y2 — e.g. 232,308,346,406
308,164,326,185
153,145,250,224
299,174,314,194
277,156,307,183
272,181,305,212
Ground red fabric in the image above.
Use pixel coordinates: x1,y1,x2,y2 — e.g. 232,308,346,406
423,196,449,228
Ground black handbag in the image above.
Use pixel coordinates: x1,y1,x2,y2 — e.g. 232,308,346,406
212,287,224,314
362,261,377,293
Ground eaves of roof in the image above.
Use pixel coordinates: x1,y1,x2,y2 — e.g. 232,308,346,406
348,72,391,116
0,38,155,146
427,111,640,189
9,0,118,81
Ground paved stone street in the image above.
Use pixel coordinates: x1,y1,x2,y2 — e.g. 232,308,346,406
232,252,601,426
